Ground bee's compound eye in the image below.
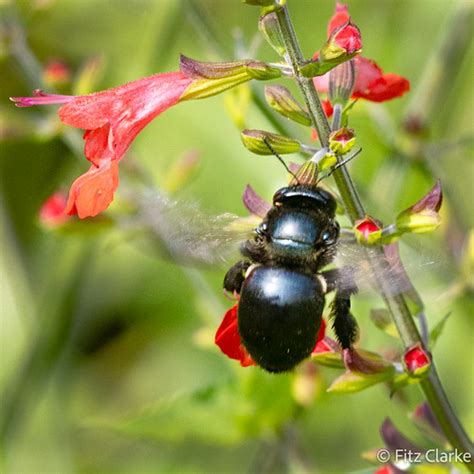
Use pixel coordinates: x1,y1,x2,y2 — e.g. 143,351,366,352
321,222,339,244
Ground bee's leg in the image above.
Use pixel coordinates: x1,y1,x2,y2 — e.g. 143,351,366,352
321,268,359,350
223,261,251,295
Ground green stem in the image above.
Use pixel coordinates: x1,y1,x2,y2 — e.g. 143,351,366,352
275,3,473,466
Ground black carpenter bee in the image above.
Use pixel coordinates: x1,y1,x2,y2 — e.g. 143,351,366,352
223,159,358,373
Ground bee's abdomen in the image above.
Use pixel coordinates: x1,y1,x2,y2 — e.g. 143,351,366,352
238,266,325,372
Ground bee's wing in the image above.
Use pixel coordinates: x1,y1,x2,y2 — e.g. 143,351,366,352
334,239,438,300
126,190,258,266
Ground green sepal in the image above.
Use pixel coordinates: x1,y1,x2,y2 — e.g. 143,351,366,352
311,351,344,369
264,85,311,126
395,210,441,234
180,55,281,101
318,152,337,170
327,366,395,394
241,129,301,155
329,127,356,155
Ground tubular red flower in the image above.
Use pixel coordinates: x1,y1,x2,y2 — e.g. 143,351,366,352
11,72,194,218
215,305,326,368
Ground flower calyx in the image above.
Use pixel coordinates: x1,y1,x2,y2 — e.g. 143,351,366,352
180,55,281,100
329,127,355,155
264,85,311,125
241,129,301,155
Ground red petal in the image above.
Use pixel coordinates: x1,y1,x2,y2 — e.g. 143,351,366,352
404,345,430,373
332,22,362,55
65,160,119,218
215,305,255,367
353,57,410,102
327,2,350,36
58,71,193,163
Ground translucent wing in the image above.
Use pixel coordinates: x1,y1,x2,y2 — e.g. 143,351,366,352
127,190,259,266
334,237,439,302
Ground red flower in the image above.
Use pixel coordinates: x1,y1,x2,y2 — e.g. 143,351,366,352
215,305,255,367
39,192,69,226
314,3,410,103
11,72,193,218
215,305,326,368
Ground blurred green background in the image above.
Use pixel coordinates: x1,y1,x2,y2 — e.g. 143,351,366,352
0,1,473,473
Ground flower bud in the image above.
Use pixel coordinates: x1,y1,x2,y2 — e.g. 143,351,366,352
180,55,281,100
264,85,311,125
320,20,362,65
328,59,355,106
329,127,355,155
240,129,301,155
404,344,431,376
39,192,69,227
396,180,442,234
354,215,383,245
259,12,286,57
43,60,71,88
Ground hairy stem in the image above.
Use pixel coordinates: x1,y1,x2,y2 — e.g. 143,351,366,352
275,3,473,466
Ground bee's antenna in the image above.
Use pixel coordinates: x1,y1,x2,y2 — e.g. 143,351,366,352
318,148,361,182
263,137,300,184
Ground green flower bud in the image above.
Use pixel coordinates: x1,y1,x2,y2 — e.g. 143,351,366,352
241,129,301,155
264,85,311,125
258,12,286,57
396,180,442,234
